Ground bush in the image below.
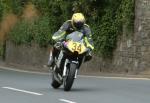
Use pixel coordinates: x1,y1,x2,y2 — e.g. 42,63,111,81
0,1,3,21
31,0,49,15
88,0,134,57
9,20,33,45
33,16,53,47
8,0,135,57
9,16,53,46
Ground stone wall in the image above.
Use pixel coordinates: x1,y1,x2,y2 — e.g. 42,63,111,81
5,41,102,73
134,0,150,71
5,41,50,72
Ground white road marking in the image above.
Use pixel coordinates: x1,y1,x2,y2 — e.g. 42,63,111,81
2,87,43,96
59,99,77,103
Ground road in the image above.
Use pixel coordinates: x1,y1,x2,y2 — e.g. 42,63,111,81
0,68,150,103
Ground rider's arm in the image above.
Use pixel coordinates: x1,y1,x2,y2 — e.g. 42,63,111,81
84,24,94,50
52,21,70,41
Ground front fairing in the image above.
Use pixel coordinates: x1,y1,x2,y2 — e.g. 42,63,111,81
64,31,88,54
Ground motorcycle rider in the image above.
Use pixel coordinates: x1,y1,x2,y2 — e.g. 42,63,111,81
48,13,94,68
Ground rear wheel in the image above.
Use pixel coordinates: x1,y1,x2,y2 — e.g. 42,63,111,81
64,63,77,91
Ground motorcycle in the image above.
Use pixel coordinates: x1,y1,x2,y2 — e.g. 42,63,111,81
51,31,88,91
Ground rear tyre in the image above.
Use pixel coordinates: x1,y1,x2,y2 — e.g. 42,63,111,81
64,63,77,91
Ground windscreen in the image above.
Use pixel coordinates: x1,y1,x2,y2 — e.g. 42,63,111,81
66,31,84,42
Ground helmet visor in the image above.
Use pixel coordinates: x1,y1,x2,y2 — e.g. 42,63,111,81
73,21,84,29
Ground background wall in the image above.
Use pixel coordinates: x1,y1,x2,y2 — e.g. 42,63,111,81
5,41,50,72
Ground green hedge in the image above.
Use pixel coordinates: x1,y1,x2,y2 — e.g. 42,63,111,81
72,0,134,57
0,0,25,16
0,1,4,21
9,16,53,47
6,0,134,57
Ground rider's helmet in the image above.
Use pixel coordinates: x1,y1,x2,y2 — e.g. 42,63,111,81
71,13,85,29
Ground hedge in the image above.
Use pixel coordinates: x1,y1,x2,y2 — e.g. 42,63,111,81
3,0,135,57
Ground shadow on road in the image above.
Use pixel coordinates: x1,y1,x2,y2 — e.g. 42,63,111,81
64,87,102,93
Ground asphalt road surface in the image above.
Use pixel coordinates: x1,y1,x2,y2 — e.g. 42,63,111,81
0,68,150,103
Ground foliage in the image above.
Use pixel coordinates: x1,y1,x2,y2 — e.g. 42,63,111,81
0,0,25,16
70,0,134,57
9,16,52,47
121,0,135,33
0,1,4,21
33,16,53,47
2,0,135,57
9,20,32,45
31,0,73,31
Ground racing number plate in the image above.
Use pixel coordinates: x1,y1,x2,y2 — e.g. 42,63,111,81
72,42,82,53
67,40,86,54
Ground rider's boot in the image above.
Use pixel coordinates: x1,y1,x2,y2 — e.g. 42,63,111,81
47,50,54,69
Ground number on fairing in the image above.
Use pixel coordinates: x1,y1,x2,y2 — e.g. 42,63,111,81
72,43,82,52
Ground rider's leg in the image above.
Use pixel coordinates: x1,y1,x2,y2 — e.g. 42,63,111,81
84,51,92,62
47,48,54,67
47,47,59,67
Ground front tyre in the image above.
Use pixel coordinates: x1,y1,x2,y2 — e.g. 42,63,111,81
64,63,77,91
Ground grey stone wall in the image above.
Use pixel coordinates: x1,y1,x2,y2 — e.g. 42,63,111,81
5,41,102,73
134,0,150,72
5,41,50,72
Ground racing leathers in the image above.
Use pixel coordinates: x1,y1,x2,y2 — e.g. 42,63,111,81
48,20,94,68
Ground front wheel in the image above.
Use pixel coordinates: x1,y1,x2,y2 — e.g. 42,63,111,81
64,63,77,91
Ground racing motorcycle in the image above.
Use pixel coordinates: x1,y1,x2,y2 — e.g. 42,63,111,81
51,31,89,91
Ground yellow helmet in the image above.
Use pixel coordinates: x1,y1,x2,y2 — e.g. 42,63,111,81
71,13,85,29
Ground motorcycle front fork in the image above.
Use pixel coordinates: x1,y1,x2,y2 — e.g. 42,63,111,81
74,69,78,79
63,59,79,79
